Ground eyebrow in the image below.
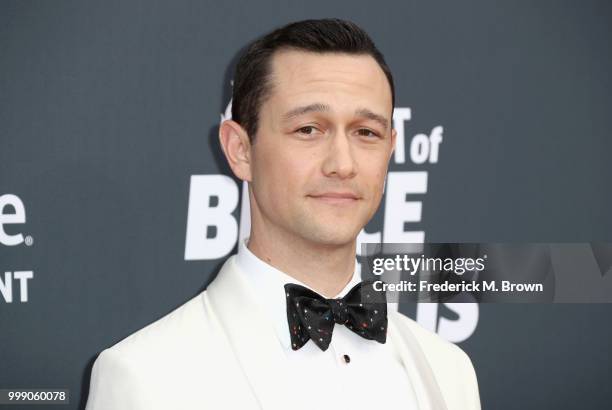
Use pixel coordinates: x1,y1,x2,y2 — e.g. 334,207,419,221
354,108,389,130
281,103,389,130
282,103,331,121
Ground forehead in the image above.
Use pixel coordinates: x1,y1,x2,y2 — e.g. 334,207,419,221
264,49,392,117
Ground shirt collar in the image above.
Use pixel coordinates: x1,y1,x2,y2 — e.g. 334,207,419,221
235,236,361,349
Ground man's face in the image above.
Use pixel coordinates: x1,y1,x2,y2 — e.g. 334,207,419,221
248,49,396,246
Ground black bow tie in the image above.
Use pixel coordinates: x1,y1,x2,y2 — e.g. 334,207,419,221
284,280,388,351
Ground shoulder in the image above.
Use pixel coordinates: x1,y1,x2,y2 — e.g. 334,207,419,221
86,291,238,409
89,290,228,386
107,292,211,359
93,255,243,370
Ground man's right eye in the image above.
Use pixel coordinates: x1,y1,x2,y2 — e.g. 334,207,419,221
296,126,316,134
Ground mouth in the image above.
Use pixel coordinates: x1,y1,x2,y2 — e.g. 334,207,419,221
308,192,361,206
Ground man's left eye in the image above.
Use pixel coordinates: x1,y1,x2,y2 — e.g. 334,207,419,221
357,129,379,138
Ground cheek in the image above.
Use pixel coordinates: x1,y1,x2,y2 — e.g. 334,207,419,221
252,149,308,201
359,157,389,195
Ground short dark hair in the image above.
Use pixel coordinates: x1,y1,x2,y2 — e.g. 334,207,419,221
231,18,395,142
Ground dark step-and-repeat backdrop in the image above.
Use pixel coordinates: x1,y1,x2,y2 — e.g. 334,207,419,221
1,1,611,409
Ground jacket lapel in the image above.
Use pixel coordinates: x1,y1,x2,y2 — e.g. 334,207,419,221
206,256,305,410
388,310,449,410
207,255,447,410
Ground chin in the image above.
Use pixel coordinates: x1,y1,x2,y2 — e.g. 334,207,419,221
291,210,365,245
303,227,359,247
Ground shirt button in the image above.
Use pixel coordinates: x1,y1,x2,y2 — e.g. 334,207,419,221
343,354,351,364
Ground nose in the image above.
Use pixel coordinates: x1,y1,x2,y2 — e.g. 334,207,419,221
321,132,357,179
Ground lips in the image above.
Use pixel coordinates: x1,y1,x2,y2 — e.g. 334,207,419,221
309,192,361,205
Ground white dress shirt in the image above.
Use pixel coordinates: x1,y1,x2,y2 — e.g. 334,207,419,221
236,237,419,409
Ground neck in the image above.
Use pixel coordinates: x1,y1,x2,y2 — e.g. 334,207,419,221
246,228,356,298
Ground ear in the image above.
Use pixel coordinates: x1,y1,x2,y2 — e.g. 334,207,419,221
218,120,252,182
388,127,397,162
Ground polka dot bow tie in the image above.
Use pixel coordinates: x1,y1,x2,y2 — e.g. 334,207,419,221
284,280,388,351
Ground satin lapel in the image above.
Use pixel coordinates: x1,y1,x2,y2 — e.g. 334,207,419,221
206,256,305,410
388,311,448,410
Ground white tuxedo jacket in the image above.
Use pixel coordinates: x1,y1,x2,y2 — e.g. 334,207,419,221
85,255,480,410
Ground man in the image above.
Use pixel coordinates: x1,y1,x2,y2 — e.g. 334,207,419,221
85,19,480,410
